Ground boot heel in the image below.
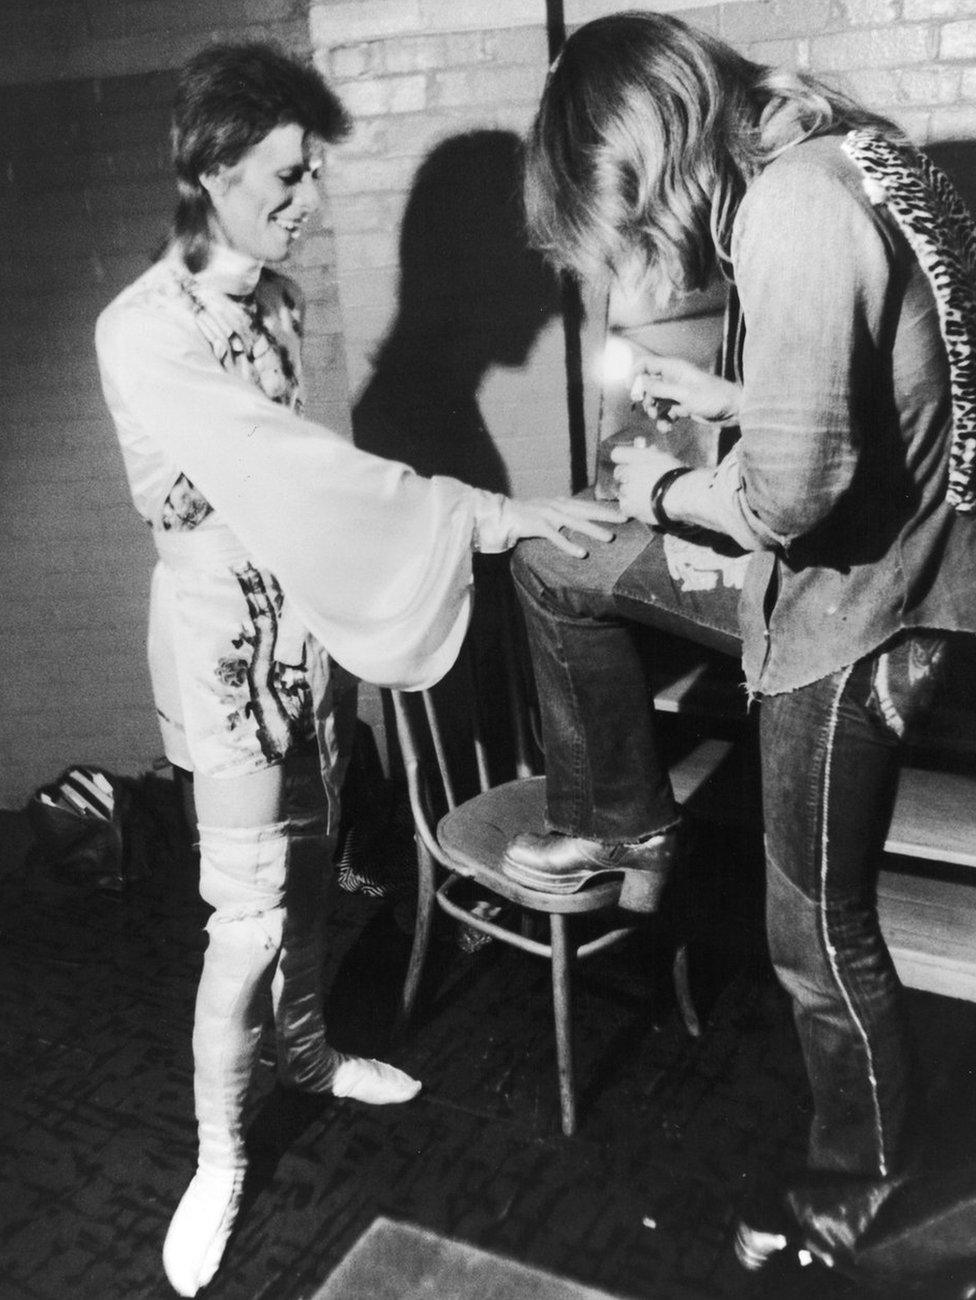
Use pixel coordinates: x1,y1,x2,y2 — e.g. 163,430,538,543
733,1220,788,1272
618,866,667,913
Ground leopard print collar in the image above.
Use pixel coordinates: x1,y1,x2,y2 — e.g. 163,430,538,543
843,127,976,514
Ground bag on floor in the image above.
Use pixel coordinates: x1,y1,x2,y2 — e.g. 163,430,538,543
26,765,132,893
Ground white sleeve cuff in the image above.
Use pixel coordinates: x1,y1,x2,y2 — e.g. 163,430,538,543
470,490,519,553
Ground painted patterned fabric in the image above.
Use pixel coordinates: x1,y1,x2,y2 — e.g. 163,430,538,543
161,278,304,531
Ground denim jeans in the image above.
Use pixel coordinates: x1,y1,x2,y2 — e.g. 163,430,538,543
762,632,947,1176
511,521,949,1177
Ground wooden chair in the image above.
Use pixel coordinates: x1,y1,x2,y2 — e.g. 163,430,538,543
388,616,730,1136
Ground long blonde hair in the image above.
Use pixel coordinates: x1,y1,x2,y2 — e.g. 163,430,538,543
524,11,898,295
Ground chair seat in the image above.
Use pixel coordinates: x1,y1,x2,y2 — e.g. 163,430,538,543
438,776,624,913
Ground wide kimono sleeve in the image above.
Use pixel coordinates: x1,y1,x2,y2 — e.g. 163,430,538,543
95,291,516,690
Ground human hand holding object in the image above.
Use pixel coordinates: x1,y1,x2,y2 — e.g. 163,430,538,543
629,351,741,429
610,439,686,525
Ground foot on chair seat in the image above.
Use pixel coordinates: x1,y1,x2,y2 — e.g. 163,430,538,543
330,1055,422,1104
501,827,678,912
162,1167,245,1297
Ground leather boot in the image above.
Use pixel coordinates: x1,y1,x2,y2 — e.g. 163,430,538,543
501,823,679,912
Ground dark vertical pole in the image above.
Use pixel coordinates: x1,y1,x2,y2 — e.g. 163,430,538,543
546,0,589,493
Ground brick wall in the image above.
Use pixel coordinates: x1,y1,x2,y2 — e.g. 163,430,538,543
313,0,976,493
314,0,723,505
3,0,976,807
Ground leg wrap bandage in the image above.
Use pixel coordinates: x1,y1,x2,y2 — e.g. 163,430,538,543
163,812,421,1298
163,821,288,1298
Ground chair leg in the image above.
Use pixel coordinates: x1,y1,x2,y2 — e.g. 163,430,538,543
395,836,436,1036
672,942,702,1039
549,914,577,1137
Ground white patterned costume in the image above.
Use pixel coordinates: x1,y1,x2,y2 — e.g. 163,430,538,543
96,243,521,1297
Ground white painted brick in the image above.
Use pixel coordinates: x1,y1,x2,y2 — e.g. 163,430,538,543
565,0,725,20
326,152,420,196
487,27,551,66
905,0,976,18
329,190,402,232
739,38,807,70
334,227,400,272
303,294,346,336
897,109,935,143
942,19,976,60
380,33,450,75
315,399,355,438
836,0,901,26
333,115,394,157
432,63,546,110
329,42,381,80
287,230,339,271
311,2,422,47
929,102,976,137
339,73,427,118
720,0,834,42
331,265,401,312
811,25,937,70
337,108,532,165
899,65,964,104
835,67,902,107
419,0,530,30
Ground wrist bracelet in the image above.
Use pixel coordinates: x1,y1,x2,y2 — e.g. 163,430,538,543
649,465,693,529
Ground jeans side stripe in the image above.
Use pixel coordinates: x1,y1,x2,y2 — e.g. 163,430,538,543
819,662,889,1177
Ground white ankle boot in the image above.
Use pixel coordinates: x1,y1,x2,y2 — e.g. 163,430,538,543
163,1166,246,1297
331,1054,421,1103
273,909,421,1105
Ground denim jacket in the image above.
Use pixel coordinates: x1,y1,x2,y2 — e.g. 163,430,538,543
717,133,976,694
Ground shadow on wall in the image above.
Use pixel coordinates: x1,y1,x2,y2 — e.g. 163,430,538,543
352,129,562,493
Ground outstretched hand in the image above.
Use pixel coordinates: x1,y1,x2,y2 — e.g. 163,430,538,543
507,496,624,558
629,351,741,429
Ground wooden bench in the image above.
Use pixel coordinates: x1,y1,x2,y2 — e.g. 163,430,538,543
649,644,976,1003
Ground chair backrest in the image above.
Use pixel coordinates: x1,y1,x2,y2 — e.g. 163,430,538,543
389,581,538,868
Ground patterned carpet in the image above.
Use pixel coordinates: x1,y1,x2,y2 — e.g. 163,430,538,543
1,784,974,1300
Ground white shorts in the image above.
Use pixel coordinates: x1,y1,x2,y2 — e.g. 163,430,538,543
148,524,356,782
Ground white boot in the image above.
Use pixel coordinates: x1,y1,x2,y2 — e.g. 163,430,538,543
163,823,288,1298
272,810,421,1106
